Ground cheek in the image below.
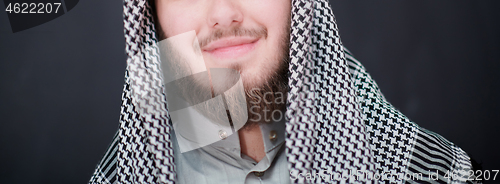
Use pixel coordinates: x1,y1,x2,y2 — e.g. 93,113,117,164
164,18,192,37
156,5,203,38
262,2,291,51
249,0,291,49
250,0,291,28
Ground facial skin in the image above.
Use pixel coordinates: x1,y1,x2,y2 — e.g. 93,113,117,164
155,0,291,90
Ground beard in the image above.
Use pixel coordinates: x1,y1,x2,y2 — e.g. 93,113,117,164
240,39,289,129
159,26,289,131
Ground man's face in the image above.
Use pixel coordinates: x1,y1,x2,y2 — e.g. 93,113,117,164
155,0,291,89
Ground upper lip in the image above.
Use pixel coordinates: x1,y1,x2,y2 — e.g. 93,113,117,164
201,36,260,52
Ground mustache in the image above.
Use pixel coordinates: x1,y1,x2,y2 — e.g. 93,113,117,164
198,26,268,49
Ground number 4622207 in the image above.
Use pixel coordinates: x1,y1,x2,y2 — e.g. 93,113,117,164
5,3,62,14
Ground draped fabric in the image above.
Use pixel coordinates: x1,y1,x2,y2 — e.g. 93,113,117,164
89,0,475,183
286,1,376,183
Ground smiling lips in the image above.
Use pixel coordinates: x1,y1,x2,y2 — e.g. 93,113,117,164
202,36,260,59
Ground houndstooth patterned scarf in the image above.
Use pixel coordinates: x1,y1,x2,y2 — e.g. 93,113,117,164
89,0,475,183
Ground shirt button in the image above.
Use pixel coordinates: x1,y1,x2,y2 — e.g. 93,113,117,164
269,130,277,141
218,130,227,140
254,171,265,177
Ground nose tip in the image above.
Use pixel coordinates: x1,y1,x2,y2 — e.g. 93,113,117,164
208,1,243,28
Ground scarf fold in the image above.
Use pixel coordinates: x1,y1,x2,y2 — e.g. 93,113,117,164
286,0,376,183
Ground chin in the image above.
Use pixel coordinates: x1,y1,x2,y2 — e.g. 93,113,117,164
239,69,268,90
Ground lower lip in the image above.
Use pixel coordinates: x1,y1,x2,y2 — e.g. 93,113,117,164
204,40,258,59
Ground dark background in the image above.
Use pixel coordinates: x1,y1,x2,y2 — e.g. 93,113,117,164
0,0,498,183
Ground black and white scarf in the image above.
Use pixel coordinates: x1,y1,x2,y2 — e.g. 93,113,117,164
89,0,475,183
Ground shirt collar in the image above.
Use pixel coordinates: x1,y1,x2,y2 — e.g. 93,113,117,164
210,117,286,154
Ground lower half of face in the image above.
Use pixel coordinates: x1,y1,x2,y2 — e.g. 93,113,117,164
156,0,291,90
156,0,291,125
201,25,290,91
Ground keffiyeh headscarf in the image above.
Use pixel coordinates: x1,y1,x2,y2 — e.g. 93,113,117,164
89,0,475,183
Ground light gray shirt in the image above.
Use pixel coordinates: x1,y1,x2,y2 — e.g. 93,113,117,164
171,120,290,184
